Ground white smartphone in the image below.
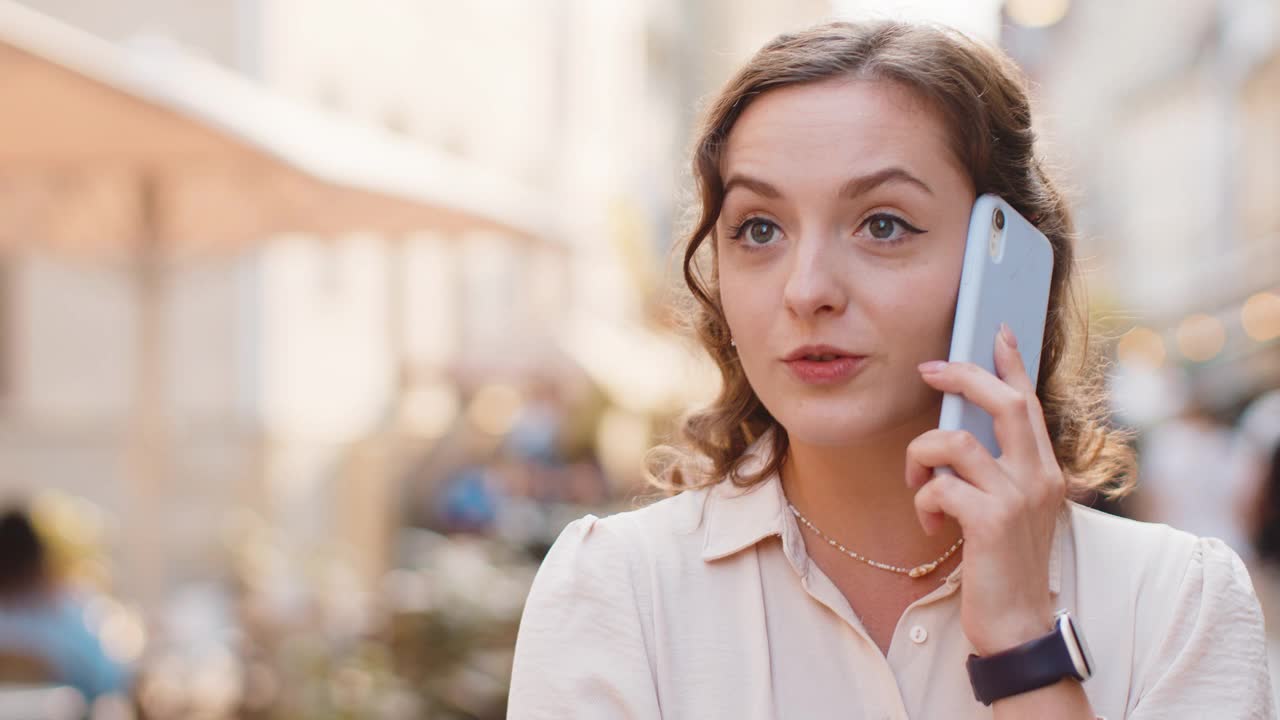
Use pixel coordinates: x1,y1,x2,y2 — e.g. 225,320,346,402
937,194,1054,460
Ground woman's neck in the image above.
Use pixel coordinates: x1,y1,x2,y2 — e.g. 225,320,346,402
778,414,964,568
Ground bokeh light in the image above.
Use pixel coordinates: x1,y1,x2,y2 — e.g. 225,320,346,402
1117,326,1167,369
466,384,523,436
1242,291,1280,342
99,603,147,663
1005,0,1071,28
400,382,461,438
1176,313,1227,363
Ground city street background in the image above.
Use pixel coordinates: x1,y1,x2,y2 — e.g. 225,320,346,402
0,0,1278,718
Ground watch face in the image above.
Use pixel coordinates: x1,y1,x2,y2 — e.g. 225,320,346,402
1060,613,1093,680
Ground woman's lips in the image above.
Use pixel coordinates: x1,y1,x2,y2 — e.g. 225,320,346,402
783,355,868,385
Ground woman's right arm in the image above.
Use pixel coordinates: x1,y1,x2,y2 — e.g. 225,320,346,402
508,514,662,719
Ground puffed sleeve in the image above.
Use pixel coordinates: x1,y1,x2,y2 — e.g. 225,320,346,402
1130,537,1276,719
508,514,661,719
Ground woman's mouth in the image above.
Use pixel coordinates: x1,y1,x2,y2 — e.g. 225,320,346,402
782,348,869,385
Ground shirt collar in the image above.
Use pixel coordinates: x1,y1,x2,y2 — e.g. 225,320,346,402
699,430,809,573
699,429,1066,595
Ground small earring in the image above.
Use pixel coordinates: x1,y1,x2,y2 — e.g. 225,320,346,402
729,337,736,348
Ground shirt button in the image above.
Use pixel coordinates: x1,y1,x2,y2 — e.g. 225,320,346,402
910,625,928,644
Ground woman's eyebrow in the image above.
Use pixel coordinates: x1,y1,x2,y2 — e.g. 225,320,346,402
721,167,933,201
839,167,934,198
723,174,782,199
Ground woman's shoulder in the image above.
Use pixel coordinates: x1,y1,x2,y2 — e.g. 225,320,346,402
1066,501,1266,645
516,489,715,655
1066,500,1252,570
513,494,703,715
544,485,714,565
1067,501,1200,561
604,485,714,533
524,485,725,618
1065,500,1252,596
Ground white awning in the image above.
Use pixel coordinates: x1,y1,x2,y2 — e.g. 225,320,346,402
0,0,561,254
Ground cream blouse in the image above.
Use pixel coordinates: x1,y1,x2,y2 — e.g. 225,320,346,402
509,437,1276,719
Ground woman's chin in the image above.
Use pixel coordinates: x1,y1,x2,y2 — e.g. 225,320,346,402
773,401,938,449
775,413,884,448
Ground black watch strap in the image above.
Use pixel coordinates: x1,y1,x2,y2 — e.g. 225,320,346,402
965,625,1081,706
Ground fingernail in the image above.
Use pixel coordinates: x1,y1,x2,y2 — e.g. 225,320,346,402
1000,323,1018,349
918,360,948,373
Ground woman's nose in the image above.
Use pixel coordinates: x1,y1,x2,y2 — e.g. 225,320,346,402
782,236,847,319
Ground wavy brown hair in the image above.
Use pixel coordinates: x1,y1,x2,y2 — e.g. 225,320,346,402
647,20,1136,502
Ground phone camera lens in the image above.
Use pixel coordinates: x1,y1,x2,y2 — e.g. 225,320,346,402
993,208,1005,230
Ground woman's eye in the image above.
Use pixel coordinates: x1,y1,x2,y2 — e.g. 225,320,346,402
868,216,896,239
729,217,780,248
747,220,779,245
860,213,924,245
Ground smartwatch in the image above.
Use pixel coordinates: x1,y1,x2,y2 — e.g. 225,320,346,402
966,609,1094,706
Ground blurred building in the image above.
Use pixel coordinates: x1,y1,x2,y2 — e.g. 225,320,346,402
1005,0,1280,415
0,0,566,616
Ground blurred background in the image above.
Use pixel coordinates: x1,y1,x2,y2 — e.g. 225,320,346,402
0,0,1276,717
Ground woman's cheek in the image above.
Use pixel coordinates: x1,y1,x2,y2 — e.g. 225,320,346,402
901,264,960,327
877,297,953,366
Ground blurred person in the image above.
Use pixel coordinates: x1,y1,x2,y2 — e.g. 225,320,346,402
410,413,504,535
504,379,572,507
0,506,130,704
563,457,609,507
1248,439,1280,704
436,462,502,534
1239,390,1280,542
1249,440,1280,572
509,20,1273,718
505,377,566,467
1130,392,1254,562
1241,390,1280,464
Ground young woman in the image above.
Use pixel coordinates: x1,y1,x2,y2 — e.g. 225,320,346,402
508,20,1274,719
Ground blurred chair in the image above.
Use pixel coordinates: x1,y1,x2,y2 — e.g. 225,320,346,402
0,650,85,720
0,649,56,684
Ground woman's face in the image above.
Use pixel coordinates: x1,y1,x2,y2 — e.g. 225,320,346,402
716,78,976,447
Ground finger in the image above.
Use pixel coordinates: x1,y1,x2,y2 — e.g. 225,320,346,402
993,323,1035,394
918,360,1039,465
914,470,985,536
993,324,1059,472
906,429,1009,493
